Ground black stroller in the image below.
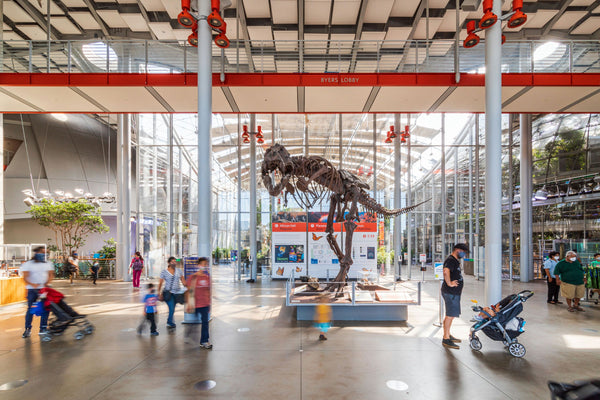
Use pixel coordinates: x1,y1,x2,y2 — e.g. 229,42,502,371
38,287,95,342
469,290,534,358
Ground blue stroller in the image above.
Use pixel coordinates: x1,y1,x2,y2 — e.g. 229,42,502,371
469,290,534,358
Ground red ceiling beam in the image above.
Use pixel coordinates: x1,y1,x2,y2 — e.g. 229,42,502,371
1,72,599,87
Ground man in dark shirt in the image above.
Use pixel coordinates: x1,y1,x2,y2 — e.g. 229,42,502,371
441,243,469,349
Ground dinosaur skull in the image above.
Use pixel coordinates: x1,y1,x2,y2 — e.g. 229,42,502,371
261,144,293,196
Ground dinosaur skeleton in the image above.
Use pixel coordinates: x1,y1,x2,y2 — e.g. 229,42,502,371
261,144,428,292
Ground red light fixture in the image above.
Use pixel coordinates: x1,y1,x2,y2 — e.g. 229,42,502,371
507,0,527,28
384,136,393,144
479,0,498,29
243,137,250,144
177,0,195,27
463,21,480,49
188,30,198,47
502,34,506,45
257,137,265,144
404,125,410,138
400,136,407,144
207,0,224,29
214,33,230,48
388,125,396,138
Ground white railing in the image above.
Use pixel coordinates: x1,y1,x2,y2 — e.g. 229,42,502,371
1,39,599,75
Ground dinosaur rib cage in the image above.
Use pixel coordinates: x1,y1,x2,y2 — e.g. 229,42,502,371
286,155,342,210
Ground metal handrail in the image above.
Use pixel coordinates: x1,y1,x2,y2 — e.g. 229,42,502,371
1,39,598,75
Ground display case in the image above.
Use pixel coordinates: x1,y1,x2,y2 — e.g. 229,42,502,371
286,277,421,321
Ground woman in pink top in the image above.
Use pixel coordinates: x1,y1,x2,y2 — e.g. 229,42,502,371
129,252,144,288
186,257,212,349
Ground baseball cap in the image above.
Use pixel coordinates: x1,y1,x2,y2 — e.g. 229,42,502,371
453,243,470,253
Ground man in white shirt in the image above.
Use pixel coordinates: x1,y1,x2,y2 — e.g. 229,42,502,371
544,251,562,305
20,247,54,338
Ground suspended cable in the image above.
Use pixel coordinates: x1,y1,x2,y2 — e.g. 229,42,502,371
19,114,36,195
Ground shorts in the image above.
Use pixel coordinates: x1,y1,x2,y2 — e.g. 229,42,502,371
442,292,461,317
560,282,585,299
314,322,331,333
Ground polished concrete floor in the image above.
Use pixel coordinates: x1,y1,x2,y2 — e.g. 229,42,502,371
0,265,599,399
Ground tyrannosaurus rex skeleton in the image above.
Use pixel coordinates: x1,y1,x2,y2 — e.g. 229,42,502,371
262,144,428,292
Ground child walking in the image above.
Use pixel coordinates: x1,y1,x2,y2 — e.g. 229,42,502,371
138,283,159,336
314,294,332,341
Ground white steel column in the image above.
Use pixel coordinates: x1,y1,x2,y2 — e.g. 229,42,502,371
237,115,242,280
441,115,446,260
407,114,412,280
249,114,258,281
520,114,533,282
394,114,401,280
117,115,131,281
484,0,503,305
197,0,213,259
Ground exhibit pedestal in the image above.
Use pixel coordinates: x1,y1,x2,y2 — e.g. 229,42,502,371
296,304,407,321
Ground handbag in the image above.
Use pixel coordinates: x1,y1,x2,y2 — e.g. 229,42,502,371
162,269,183,303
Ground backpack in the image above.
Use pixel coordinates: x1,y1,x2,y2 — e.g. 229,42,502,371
132,258,143,271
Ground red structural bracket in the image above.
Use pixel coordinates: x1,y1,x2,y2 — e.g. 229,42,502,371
0,72,599,87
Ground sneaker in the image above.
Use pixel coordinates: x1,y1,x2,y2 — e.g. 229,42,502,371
150,331,159,336
319,334,327,341
449,335,462,343
200,342,213,349
555,301,563,304
167,323,176,329
576,306,585,312
22,328,31,338
38,328,48,336
442,339,459,349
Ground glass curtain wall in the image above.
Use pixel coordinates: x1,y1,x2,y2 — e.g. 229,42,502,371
134,111,599,281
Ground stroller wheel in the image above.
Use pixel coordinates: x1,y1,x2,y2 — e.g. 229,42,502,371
74,331,85,340
508,342,526,358
41,334,53,342
469,337,482,351
84,325,94,335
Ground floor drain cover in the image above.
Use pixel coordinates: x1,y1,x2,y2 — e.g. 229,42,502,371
194,380,216,391
237,328,250,332
386,380,409,391
0,380,28,391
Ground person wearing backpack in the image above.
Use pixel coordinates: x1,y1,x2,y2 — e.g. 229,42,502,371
129,252,144,289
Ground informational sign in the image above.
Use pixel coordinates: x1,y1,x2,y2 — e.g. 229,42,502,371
419,254,427,263
307,212,344,279
183,256,199,280
434,262,444,280
271,212,307,279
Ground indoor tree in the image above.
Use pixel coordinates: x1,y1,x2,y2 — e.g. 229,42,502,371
27,199,109,262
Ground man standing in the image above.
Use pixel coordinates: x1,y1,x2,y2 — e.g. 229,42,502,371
66,251,79,285
554,250,586,312
20,247,54,338
441,243,469,349
544,251,562,304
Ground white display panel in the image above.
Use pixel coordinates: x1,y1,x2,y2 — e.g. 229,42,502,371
307,213,344,279
271,214,307,279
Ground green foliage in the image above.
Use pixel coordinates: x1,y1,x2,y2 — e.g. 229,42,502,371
27,199,109,261
98,238,116,259
533,129,586,180
377,247,391,265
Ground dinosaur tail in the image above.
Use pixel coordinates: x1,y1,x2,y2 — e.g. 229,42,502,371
358,197,430,218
